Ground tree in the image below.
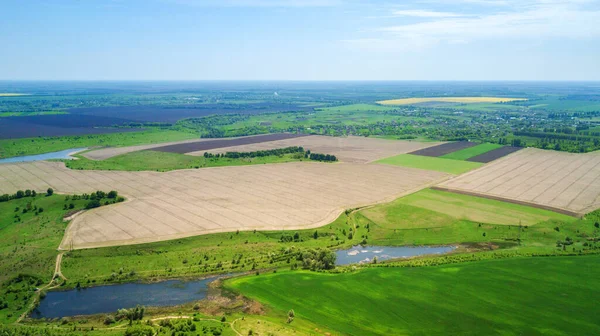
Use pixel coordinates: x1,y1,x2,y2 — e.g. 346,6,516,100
85,199,101,209
47,188,54,196
313,230,318,239
107,190,118,199
16,190,25,199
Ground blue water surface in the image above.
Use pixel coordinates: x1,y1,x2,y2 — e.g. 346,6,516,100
31,276,219,318
336,245,456,265
0,148,87,164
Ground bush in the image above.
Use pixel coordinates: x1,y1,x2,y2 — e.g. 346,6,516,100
104,315,116,325
85,199,101,209
124,325,154,336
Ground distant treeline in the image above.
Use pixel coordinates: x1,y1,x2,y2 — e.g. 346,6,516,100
203,146,338,162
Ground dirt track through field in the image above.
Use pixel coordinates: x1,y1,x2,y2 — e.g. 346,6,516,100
438,148,600,216
0,159,449,249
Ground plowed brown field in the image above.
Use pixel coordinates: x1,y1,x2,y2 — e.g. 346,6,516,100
438,148,600,216
0,160,449,249
186,135,443,163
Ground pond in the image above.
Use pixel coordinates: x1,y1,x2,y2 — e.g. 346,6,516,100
30,276,220,319
336,245,456,265
0,148,87,164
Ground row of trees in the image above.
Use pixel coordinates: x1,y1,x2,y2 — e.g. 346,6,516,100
0,188,55,203
308,153,337,162
204,146,305,159
203,146,338,162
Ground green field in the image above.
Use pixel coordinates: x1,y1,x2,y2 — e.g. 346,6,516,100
440,143,503,160
362,189,574,227
0,194,105,323
65,150,308,172
61,188,600,288
376,154,483,174
226,255,600,336
0,111,67,117
0,129,199,159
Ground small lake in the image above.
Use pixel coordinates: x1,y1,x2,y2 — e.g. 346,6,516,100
0,148,87,164
31,276,219,319
336,245,456,265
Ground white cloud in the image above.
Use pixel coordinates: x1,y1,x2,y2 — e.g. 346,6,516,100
350,0,600,51
392,9,463,17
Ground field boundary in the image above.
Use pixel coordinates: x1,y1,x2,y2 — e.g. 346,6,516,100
430,186,583,218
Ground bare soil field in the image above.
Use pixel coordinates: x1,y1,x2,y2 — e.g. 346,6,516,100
466,146,523,163
0,161,449,249
0,117,143,139
438,148,600,216
187,135,444,163
69,103,313,123
408,141,477,157
153,133,310,154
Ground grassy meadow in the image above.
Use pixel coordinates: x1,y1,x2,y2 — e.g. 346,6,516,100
376,154,483,174
363,188,574,227
0,194,97,323
440,143,503,160
226,255,600,336
65,150,308,172
0,129,199,159
0,111,67,117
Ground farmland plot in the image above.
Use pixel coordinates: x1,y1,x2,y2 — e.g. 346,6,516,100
0,160,449,249
438,148,600,216
186,135,444,163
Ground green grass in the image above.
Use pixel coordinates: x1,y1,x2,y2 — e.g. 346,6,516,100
363,188,574,227
0,129,199,159
440,143,503,160
65,150,308,172
226,255,600,336
376,154,483,174
356,189,593,249
0,111,67,117
0,194,94,323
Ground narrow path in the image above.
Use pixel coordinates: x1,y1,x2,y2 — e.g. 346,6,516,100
54,252,67,280
16,252,66,323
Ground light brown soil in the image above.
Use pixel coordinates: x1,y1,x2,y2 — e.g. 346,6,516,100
438,148,600,216
0,159,449,249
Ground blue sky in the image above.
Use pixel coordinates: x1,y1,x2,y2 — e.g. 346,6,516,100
1,0,599,80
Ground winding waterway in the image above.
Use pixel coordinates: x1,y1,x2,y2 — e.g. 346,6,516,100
0,148,87,164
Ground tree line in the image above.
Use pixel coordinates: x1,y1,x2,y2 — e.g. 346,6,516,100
203,146,338,162
0,188,56,203
204,146,305,159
